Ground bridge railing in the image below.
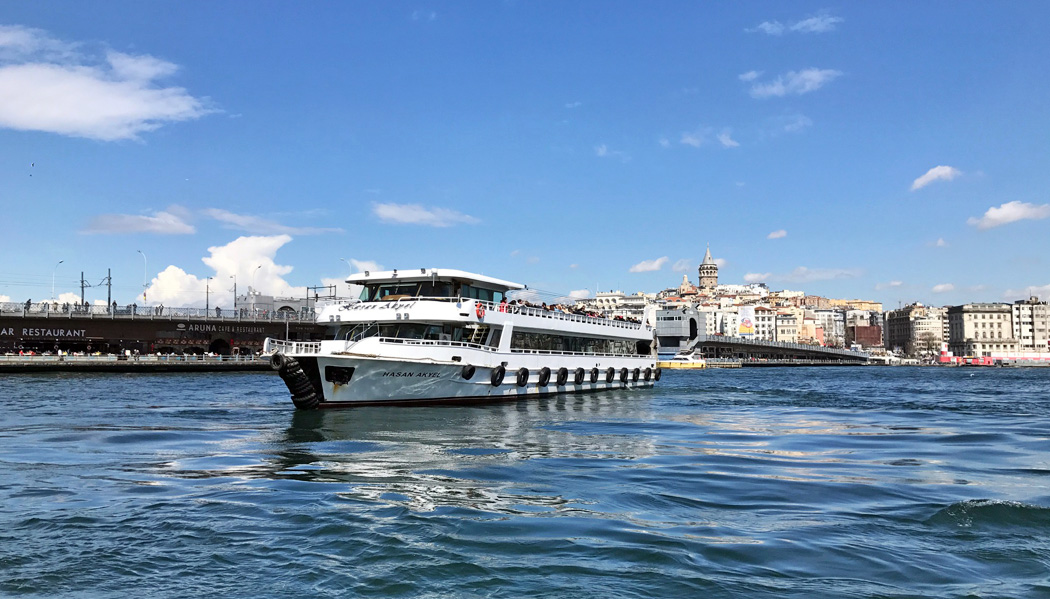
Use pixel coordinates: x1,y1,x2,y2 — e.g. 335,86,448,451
0,301,316,322
695,334,869,359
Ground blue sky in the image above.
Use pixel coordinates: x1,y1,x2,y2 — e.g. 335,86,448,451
2,2,1049,308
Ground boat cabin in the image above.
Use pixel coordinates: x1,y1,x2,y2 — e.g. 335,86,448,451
348,268,524,304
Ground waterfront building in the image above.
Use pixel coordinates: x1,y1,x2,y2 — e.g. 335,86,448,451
813,309,847,348
775,312,799,344
847,324,883,349
946,303,1018,358
828,299,884,312
654,306,706,357
754,306,776,341
1012,296,1050,351
885,303,947,356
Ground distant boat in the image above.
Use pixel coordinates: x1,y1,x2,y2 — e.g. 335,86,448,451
657,351,706,370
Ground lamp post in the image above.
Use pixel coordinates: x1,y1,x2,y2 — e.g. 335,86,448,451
136,249,147,303
51,259,64,302
230,275,237,309
340,257,350,274
206,277,212,313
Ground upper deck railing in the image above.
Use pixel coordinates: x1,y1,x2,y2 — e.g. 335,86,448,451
339,296,649,332
0,301,316,323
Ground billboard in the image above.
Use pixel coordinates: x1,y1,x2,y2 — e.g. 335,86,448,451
738,306,755,337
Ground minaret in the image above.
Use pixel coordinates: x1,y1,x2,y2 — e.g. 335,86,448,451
698,245,718,293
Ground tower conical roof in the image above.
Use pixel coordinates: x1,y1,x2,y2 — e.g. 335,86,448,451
702,245,715,266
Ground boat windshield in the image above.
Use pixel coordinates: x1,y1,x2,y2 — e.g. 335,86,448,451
359,281,504,303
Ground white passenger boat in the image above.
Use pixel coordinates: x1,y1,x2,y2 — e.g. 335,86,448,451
264,268,660,409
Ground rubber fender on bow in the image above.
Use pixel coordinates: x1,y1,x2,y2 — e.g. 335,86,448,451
605,367,615,383
590,368,600,384
632,368,640,382
462,364,476,380
573,367,585,385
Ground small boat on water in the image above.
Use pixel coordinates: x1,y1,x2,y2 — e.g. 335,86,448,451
265,268,660,409
657,351,706,370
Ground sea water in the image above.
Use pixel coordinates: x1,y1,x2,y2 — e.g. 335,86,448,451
1,367,1048,598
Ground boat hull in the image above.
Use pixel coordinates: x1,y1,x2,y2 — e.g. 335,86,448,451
272,351,658,408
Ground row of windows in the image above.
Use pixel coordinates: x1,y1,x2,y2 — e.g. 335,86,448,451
511,331,646,355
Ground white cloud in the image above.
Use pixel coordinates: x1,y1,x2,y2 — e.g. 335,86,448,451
372,202,480,227
568,289,591,299
767,229,787,239
780,266,861,283
347,259,382,273
738,70,762,82
747,13,843,35
203,208,342,235
747,21,785,35
629,256,669,273
749,68,842,99
967,201,1050,230
876,280,904,290
672,258,693,272
932,283,955,294
933,238,949,247
0,294,10,303
565,101,582,109
82,206,195,235
911,165,962,191
790,14,844,33
782,113,813,133
411,10,437,21
569,263,579,269
713,258,728,268
0,25,212,141
143,235,310,307
595,144,630,161
658,137,671,148
1004,284,1050,300
717,130,740,148
744,272,771,283
680,131,705,148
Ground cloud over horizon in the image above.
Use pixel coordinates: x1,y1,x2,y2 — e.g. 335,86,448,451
629,256,669,273
0,24,213,141
203,208,343,235
747,12,843,35
748,68,842,99
82,206,195,235
967,201,1050,230
372,202,480,227
911,165,962,190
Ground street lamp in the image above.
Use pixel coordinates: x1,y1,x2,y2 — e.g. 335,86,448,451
340,257,351,275
51,259,64,302
136,250,147,302
230,275,237,309
205,277,213,312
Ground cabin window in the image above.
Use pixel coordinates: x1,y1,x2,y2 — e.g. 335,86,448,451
460,285,503,303
510,331,640,355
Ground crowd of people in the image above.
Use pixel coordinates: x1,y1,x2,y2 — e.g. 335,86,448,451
498,298,642,324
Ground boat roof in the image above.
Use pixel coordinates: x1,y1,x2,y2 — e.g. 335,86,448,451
346,268,525,291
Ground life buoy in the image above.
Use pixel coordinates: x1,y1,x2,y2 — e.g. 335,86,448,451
538,367,551,386
491,364,506,386
589,368,599,384
556,367,568,386
574,367,585,385
605,367,615,383
516,367,529,387
476,302,486,319
462,365,476,380
632,368,640,382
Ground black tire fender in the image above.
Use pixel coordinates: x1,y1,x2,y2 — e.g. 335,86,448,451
605,367,615,383
516,367,529,387
573,367,585,385
556,367,569,386
538,367,551,386
462,364,476,380
491,364,506,386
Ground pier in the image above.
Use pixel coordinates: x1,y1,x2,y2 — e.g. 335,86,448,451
692,335,869,365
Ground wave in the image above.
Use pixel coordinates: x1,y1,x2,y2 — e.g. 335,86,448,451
927,499,1050,529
